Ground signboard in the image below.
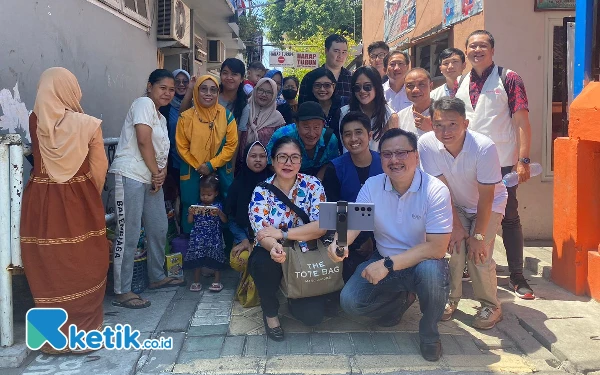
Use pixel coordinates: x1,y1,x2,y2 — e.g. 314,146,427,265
384,0,416,44
443,0,483,27
269,50,295,68
534,0,575,10
295,52,319,69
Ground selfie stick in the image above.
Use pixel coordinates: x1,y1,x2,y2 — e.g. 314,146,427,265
336,201,348,257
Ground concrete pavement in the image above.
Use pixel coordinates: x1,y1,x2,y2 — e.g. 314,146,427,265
3,239,600,375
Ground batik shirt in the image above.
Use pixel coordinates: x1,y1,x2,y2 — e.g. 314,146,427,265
249,173,326,252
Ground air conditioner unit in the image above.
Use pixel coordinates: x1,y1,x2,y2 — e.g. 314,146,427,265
195,36,207,62
208,40,226,63
157,0,191,48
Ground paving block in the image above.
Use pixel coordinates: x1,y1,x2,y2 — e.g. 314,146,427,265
265,355,350,374
350,332,375,354
190,314,230,326
454,334,483,355
245,335,267,357
157,299,199,332
172,357,266,374
444,352,535,373
310,333,332,354
221,336,246,357
287,333,310,354
392,332,420,355
372,332,400,354
194,307,231,318
196,301,233,310
352,354,442,373
177,349,221,362
267,336,289,356
182,335,224,352
330,333,355,355
187,324,229,336
439,334,462,355
0,343,30,368
138,332,186,373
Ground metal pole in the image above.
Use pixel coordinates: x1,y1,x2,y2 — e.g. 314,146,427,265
0,143,13,346
10,143,24,268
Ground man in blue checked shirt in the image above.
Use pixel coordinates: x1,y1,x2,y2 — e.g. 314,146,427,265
266,102,340,176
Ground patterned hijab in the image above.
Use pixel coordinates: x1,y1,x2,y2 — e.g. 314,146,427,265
246,77,285,145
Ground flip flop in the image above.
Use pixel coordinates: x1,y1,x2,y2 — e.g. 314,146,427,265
148,277,186,290
112,297,151,309
209,283,223,292
189,282,202,292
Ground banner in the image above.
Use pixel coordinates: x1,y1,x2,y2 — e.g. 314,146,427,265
384,0,416,44
443,0,483,27
534,0,575,10
295,52,319,69
269,50,295,68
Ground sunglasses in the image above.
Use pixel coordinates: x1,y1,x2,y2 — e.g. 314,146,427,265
313,82,334,90
353,83,374,93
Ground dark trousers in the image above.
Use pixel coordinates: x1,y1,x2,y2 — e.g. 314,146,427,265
248,246,327,326
501,165,524,274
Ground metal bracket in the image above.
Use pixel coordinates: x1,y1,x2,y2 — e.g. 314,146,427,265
336,201,348,257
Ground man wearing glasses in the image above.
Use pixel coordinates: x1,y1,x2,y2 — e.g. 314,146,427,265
383,51,412,112
328,128,452,362
367,41,390,83
266,102,340,176
418,97,507,330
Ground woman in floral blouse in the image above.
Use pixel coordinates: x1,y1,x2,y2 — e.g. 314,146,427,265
248,136,328,341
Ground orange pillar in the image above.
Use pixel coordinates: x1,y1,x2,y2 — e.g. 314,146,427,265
552,82,600,300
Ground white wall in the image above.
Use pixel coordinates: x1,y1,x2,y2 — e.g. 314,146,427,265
484,0,574,239
0,0,160,138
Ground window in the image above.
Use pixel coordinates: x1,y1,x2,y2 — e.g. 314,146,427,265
412,35,449,78
99,0,151,27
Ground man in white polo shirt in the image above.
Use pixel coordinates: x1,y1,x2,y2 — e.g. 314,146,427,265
455,30,535,299
397,68,434,138
430,48,467,101
328,128,452,362
383,51,412,112
418,97,508,329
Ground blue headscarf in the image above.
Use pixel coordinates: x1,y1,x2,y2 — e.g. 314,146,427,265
264,69,285,105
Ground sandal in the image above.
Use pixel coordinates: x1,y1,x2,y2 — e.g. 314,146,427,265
112,297,151,309
189,282,202,292
209,283,223,292
148,277,186,290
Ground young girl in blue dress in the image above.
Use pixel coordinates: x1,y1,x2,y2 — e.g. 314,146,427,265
185,174,228,292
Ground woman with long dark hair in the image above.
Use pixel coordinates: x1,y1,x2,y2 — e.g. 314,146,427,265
340,66,398,151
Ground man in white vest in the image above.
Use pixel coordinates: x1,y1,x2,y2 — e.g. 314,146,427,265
397,68,434,138
430,48,467,101
454,30,534,299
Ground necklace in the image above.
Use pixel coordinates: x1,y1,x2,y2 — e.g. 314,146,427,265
194,108,219,129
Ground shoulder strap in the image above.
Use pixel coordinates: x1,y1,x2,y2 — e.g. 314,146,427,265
258,182,311,224
498,66,508,95
314,127,334,164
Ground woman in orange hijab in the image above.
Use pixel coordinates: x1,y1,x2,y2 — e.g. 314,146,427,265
20,67,108,354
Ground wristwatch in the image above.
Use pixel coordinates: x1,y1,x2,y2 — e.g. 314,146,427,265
473,233,485,241
519,157,531,164
280,226,289,242
383,256,394,273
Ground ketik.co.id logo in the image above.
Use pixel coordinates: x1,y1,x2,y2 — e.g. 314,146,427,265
26,308,173,351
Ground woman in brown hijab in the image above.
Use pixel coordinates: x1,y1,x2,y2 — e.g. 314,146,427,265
20,67,108,354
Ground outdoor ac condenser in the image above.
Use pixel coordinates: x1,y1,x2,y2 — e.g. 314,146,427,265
157,0,191,48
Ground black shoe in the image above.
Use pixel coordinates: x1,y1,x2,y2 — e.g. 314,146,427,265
376,292,417,327
263,314,284,341
509,273,535,300
420,341,442,362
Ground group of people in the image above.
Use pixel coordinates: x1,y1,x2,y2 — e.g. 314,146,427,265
20,28,535,362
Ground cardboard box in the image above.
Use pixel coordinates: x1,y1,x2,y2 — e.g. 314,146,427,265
165,253,183,278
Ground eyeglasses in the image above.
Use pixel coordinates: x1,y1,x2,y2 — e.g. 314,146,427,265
175,79,189,85
380,149,416,160
255,87,274,97
353,83,373,93
313,82,334,90
275,153,302,165
369,52,387,60
199,86,219,95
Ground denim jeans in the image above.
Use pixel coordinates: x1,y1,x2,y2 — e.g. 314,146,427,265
340,252,449,344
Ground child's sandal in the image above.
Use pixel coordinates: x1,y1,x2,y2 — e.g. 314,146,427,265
209,283,223,292
189,283,202,292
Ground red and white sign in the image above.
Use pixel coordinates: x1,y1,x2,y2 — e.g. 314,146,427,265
269,50,295,67
295,52,319,68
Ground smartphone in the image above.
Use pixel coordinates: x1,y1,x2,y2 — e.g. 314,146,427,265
318,202,375,231
189,205,216,215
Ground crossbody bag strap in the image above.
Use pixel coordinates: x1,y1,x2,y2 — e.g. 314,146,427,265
313,127,334,165
258,182,311,224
